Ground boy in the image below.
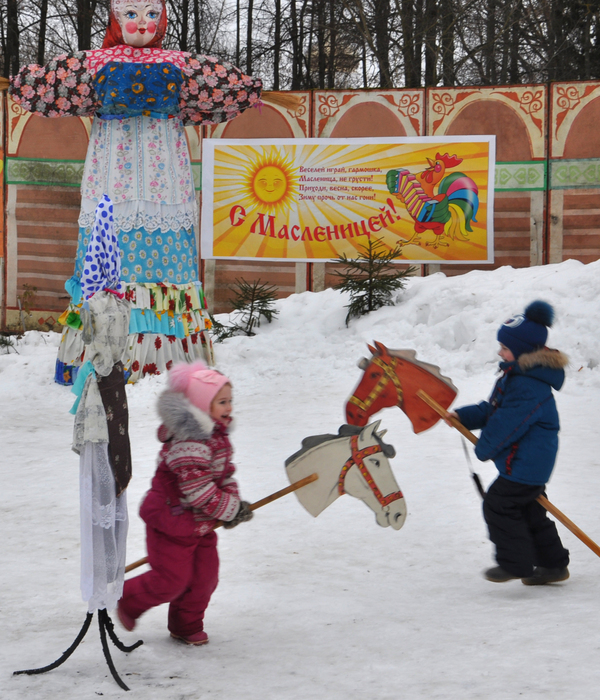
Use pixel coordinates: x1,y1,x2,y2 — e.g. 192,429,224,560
447,301,570,585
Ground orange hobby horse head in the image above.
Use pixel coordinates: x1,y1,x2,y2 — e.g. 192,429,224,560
345,341,458,431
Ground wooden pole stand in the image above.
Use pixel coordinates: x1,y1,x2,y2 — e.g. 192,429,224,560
417,389,600,559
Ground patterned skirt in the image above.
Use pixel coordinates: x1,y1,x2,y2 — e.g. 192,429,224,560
55,222,213,386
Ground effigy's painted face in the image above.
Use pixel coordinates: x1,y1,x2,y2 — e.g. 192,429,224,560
116,1,162,47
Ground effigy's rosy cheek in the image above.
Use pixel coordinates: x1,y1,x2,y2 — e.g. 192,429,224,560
125,21,138,34
147,22,157,34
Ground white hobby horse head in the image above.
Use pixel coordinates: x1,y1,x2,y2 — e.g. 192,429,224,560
285,421,407,530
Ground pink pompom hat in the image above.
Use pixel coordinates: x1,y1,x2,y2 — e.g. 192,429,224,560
168,360,231,414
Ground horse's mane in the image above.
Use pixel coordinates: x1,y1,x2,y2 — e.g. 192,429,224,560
285,424,395,467
372,347,457,392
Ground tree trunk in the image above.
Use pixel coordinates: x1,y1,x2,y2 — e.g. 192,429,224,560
424,0,438,86
582,7,591,80
485,0,497,84
317,0,327,88
440,0,455,85
400,0,416,87
306,1,315,87
509,0,521,82
180,0,189,51
236,0,241,65
290,0,301,88
499,0,511,83
274,0,281,89
373,0,392,87
37,0,49,65
412,0,425,86
6,0,19,76
76,0,96,51
247,0,254,75
327,0,336,89
546,0,563,81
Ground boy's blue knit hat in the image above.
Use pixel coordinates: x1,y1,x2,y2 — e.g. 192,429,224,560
497,300,554,359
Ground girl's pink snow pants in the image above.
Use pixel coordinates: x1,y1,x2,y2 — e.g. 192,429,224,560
120,526,219,638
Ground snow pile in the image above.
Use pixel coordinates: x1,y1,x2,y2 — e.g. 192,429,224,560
2,259,600,699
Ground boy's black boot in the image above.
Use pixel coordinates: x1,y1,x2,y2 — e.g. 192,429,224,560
521,566,570,585
484,566,520,582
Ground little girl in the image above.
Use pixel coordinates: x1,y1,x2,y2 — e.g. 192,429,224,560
117,361,253,645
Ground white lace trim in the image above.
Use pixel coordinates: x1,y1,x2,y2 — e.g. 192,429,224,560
79,198,198,234
80,442,128,612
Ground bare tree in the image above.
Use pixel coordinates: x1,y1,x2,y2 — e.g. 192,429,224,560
3,0,600,87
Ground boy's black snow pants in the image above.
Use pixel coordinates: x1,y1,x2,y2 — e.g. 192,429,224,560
483,476,570,577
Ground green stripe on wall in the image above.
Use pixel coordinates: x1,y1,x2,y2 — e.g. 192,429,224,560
9,155,600,193
6,157,203,191
550,158,600,189
7,157,85,187
494,161,546,191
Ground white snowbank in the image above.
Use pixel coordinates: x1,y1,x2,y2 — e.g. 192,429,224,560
2,259,600,699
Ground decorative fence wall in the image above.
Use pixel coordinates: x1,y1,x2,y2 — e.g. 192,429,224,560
2,82,600,325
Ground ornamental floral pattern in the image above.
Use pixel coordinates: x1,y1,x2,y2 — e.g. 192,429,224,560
314,90,424,137
551,82,600,158
428,85,547,159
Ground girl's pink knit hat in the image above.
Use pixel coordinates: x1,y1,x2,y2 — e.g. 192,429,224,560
168,361,231,414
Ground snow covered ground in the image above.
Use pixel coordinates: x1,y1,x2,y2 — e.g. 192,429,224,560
2,258,600,699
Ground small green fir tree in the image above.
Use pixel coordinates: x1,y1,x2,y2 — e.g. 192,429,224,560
0,332,19,354
211,278,280,341
333,237,416,325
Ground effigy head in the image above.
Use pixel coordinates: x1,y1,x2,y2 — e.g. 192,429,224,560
103,0,167,49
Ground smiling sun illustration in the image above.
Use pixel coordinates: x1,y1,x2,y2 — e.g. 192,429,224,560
242,150,298,213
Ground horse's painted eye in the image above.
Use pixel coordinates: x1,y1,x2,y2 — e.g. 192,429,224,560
370,459,380,468
370,371,380,379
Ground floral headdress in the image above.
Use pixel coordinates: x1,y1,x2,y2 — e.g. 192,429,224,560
102,0,167,49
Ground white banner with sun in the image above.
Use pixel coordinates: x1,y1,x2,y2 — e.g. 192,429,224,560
201,137,495,263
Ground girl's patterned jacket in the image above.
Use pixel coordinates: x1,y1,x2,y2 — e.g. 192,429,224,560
147,390,241,537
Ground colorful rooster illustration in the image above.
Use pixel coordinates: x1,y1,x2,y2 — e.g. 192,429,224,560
386,153,479,248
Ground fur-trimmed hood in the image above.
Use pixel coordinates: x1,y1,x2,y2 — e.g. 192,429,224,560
156,389,219,443
518,347,568,372
500,346,568,392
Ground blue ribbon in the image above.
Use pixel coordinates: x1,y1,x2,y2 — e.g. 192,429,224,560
69,360,96,415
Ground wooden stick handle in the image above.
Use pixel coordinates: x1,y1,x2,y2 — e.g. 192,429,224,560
125,473,319,574
416,389,477,445
417,389,600,560
537,495,600,558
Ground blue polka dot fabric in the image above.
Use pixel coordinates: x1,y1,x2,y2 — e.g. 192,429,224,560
80,195,123,300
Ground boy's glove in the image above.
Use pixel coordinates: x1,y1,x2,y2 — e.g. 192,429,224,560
223,501,254,529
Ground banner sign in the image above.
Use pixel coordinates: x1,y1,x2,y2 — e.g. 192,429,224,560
201,137,495,263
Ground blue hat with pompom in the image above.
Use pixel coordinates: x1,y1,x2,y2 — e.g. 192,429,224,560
497,300,554,359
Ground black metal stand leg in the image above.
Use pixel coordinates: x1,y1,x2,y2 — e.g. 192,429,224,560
14,612,94,676
99,608,143,653
98,610,131,691
13,610,144,692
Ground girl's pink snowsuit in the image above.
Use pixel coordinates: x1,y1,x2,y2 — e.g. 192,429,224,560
120,390,240,637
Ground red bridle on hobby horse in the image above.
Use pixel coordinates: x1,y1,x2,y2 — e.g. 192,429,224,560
337,434,403,507
347,355,404,415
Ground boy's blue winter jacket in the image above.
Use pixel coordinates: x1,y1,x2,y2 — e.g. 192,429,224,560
455,347,569,486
